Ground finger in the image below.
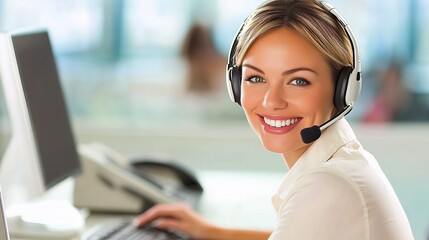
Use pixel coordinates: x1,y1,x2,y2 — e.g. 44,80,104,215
133,214,153,227
133,206,164,226
154,218,183,231
133,204,190,226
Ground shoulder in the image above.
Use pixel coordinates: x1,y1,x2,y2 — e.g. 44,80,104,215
272,167,369,239
293,166,366,207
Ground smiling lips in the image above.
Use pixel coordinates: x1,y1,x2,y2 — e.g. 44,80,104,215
260,115,302,134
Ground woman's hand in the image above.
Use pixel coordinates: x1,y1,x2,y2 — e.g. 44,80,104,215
133,203,218,239
134,203,271,240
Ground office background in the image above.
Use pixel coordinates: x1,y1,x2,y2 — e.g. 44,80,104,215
0,0,428,239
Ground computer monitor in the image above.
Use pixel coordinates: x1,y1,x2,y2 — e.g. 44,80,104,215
0,29,84,238
0,29,81,205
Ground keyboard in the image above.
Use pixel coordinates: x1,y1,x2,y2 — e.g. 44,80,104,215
83,219,188,240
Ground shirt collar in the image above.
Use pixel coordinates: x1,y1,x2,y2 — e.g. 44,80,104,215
297,118,356,169
272,118,357,209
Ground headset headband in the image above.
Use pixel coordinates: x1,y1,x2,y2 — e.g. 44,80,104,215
226,1,362,109
323,2,361,75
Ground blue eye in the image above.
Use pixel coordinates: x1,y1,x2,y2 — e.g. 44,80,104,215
245,75,265,83
290,78,309,86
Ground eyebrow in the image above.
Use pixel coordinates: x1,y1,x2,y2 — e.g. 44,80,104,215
242,64,317,76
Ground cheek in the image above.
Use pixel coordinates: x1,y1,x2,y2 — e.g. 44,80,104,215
241,85,265,128
293,85,334,116
241,84,262,112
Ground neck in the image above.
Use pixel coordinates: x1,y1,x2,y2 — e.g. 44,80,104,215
282,145,310,169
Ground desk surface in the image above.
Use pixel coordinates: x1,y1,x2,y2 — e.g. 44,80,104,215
11,170,284,240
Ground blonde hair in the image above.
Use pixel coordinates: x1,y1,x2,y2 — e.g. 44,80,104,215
234,0,352,78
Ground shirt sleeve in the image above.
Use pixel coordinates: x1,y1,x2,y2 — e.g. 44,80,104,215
269,168,368,240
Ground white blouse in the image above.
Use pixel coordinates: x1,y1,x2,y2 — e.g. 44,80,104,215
269,119,414,240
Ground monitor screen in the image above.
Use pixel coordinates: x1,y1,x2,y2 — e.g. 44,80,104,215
0,30,80,192
12,32,80,188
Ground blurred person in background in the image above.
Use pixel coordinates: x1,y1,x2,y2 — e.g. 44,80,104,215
181,23,227,96
363,59,429,122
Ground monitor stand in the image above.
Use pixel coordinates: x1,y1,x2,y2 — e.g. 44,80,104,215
6,200,84,239
1,177,85,239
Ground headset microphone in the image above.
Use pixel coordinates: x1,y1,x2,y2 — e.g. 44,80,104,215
300,104,353,144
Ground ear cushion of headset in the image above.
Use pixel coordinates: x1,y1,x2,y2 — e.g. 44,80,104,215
334,66,353,110
230,66,242,105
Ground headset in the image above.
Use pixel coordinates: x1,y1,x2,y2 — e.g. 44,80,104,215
225,1,362,144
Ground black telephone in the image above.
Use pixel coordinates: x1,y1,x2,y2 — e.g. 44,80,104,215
73,143,203,214
130,159,203,192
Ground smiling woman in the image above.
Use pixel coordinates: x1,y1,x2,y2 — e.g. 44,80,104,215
133,1,414,239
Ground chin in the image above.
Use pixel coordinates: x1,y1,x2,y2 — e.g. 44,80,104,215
258,135,297,153
258,127,310,155
262,144,286,153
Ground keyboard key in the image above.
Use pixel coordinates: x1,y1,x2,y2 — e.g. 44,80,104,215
83,218,188,240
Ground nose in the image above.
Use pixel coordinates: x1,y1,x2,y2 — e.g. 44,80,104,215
262,85,287,111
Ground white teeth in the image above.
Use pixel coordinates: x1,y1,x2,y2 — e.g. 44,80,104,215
264,117,300,128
